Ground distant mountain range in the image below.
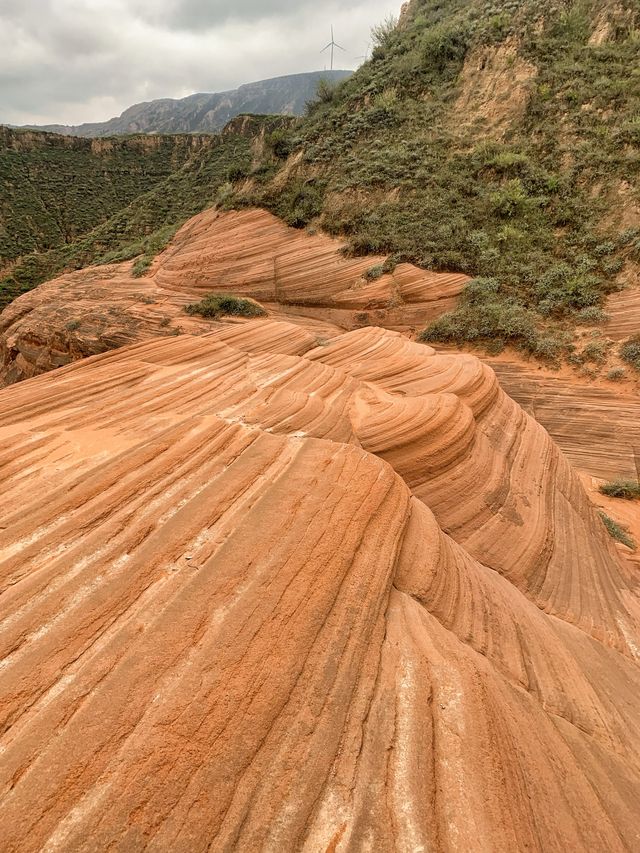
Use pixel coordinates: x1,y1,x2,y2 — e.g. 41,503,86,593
23,71,353,138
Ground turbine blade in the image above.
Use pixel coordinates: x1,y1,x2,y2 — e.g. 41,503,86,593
335,43,346,51
321,43,332,51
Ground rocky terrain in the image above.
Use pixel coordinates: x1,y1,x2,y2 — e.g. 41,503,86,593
3,206,638,485
24,72,352,138
0,208,467,384
0,316,639,850
1,0,639,848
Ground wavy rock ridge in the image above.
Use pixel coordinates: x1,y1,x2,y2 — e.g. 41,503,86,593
1,319,638,851
0,209,467,386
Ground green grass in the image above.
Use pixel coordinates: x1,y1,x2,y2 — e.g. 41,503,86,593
598,511,636,549
599,479,640,499
184,293,266,319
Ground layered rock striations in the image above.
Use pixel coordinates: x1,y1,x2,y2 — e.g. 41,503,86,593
0,319,638,850
0,209,467,385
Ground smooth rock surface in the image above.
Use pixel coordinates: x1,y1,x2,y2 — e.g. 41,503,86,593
0,320,638,851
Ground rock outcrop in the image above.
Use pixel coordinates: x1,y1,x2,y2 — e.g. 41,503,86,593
488,358,640,480
0,209,467,385
0,319,638,850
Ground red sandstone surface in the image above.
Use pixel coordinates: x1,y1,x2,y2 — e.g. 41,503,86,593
0,320,639,850
0,209,466,385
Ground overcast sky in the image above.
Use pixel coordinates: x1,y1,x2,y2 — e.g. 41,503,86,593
0,0,399,126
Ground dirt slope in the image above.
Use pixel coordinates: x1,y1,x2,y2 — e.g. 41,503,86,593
0,319,638,850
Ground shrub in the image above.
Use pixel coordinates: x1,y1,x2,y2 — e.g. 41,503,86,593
307,78,339,114
576,306,609,324
421,277,574,362
267,129,293,160
421,277,537,350
488,152,531,174
620,335,640,371
371,14,398,48
420,22,470,74
272,181,324,228
581,340,609,364
184,293,266,320
132,257,152,278
598,511,636,549
606,367,626,381
364,264,385,281
599,479,640,500
489,179,530,218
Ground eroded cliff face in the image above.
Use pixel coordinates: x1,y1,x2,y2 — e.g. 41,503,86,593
0,319,638,851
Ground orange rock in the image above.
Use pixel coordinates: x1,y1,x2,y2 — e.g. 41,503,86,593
0,319,638,850
0,209,466,386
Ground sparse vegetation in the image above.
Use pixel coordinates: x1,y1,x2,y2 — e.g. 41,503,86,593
599,479,640,500
371,14,399,50
132,257,152,278
598,511,636,549
619,335,640,371
364,264,385,281
420,277,572,361
606,367,626,381
227,0,640,358
184,293,266,320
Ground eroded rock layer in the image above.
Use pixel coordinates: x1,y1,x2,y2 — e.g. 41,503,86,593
0,320,638,851
488,359,640,481
0,208,466,385
606,285,640,341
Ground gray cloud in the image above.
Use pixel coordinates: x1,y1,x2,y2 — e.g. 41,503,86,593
0,0,398,126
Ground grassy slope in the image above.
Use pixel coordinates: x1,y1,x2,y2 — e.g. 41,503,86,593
0,129,213,264
0,118,288,308
233,0,640,361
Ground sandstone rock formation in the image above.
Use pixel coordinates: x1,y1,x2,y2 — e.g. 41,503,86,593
488,359,640,480
0,209,467,385
606,285,640,341
0,319,638,850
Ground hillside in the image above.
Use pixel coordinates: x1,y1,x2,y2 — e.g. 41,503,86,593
25,71,353,138
232,0,640,363
0,128,215,268
0,116,289,309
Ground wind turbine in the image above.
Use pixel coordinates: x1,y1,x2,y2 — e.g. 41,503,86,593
356,43,371,64
321,25,345,71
